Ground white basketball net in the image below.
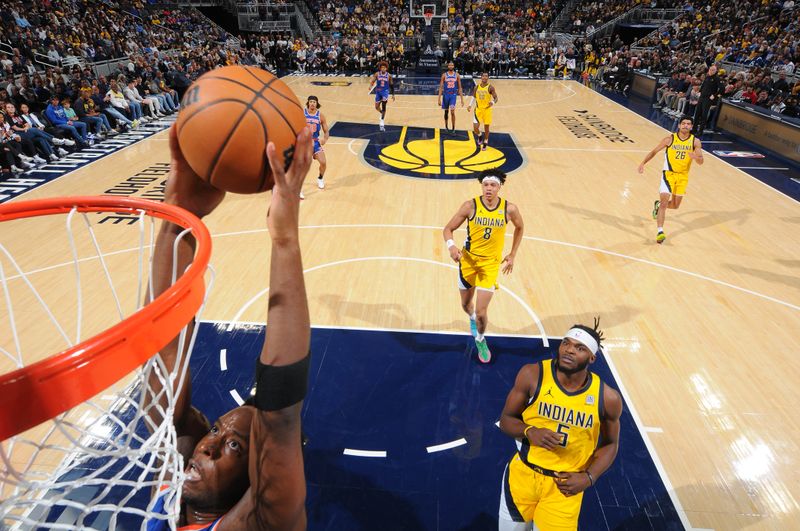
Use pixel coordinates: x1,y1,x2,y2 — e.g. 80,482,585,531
0,205,212,530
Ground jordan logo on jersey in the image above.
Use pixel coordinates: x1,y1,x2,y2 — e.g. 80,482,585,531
327,122,525,180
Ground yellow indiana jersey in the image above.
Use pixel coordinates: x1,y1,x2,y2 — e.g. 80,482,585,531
475,84,492,109
663,132,695,174
464,196,507,260
519,359,603,473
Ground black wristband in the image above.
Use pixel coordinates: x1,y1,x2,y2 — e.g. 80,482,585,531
254,353,310,411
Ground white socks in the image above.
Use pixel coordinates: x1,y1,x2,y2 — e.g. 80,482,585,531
470,312,476,321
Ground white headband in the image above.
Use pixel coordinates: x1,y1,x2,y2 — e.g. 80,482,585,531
564,327,598,354
482,175,502,185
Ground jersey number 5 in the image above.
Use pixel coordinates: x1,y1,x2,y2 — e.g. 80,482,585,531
556,423,570,447
483,227,492,239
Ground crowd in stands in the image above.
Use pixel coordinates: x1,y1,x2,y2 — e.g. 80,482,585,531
0,0,239,178
593,0,800,123
565,0,680,35
1,0,798,175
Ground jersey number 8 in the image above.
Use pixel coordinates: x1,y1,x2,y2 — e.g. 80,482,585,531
483,228,492,239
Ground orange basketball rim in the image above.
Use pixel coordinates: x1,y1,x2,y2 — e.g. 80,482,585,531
0,196,211,441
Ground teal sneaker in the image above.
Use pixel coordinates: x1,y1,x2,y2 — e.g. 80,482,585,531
469,317,478,338
476,338,492,363
652,200,660,220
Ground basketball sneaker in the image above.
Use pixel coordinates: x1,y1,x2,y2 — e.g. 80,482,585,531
318,177,325,189
481,142,487,151
652,200,660,220
299,192,305,200
379,118,385,132
475,337,491,363
469,317,478,338
656,231,666,244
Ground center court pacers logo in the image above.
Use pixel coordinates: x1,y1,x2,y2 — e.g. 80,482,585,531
329,121,524,180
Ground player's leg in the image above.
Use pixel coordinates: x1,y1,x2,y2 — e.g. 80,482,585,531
458,259,479,337
444,108,449,129
668,194,683,209
473,110,482,143
655,172,674,243
450,103,457,130
473,263,497,362
315,149,327,189
499,457,539,530
531,477,583,531
474,288,493,343
668,175,687,209
482,124,491,150
379,97,387,130
656,192,671,243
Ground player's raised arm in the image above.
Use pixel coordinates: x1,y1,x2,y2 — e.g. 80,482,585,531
148,124,226,452
443,199,473,263
637,135,672,173
219,127,314,530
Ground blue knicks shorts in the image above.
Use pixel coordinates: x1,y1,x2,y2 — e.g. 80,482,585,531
442,93,457,109
375,89,389,102
313,139,323,154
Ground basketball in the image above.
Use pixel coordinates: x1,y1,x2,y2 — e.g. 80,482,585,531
175,65,307,194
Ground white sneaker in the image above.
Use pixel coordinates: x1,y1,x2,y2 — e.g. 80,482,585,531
11,165,24,173
108,129,119,136
49,153,59,161
63,138,76,146
51,137,65,145
19,154,33,163
317,177,325,189
299,191,305,200
33,155,46,164
20,161,35,169
57,147,69,156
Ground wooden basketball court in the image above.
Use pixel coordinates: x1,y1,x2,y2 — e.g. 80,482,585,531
2,77,798,530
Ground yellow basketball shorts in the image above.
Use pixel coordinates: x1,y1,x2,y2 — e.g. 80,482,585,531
474,106,493,126
458,251,499,291
661,170,689,196
499,454,583,531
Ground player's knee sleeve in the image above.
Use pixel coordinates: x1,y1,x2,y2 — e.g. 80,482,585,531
381,101,387,113
444,109,449,120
